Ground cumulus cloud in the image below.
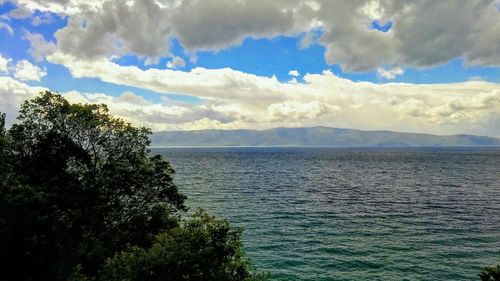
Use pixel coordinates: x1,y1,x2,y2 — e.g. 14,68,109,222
13,60,47,81
170,0,298,51
115,91,152,106
0,76,45,125
62,91,237,129
6,5,32,19
0,76,241,131
25,32,57,61
10,0,500,71
53,0,174,61
288,70,300,77
45,53,500,136
317,0,500,71
48,52,285,103
267,100,340,122
377,67,404,79
166,56,186,69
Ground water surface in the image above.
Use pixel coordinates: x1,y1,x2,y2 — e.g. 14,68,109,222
154,147,500,280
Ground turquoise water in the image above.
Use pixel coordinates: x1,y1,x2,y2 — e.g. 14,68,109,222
155,147,500,280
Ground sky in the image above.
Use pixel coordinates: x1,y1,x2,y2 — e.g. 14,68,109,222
0,0,499,137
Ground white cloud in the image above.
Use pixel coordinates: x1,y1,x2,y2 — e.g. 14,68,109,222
360,0,384,20
469,76,484,81
299,31,314,49
13,60,47,81
0,21,14,35
6,5,32,19
377,67,404,79
0,54,11,73
170,0,298,51
53,0,175,61
288,70,300,77
8,0,103,16
12,0,500,72
31,12,54,26
0,76,241,131
166,56,186,69
267,100,340,121
0,76,45,126
318,0,500,71
25,32,57,61
115,91,152,106
46,53,500,137
48,52,285,102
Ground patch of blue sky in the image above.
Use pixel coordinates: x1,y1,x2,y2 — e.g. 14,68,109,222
371,20,392,32
396,59,500,84
26,12,66,41
1,6,66,41
1,6,65,62
112,54,152,70
194,35,330,82
0,1,16,14
0,22,31,61
114,35,341,83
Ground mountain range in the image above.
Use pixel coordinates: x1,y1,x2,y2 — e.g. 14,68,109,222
151,127,500,147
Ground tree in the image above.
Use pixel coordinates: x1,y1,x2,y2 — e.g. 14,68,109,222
0,91,264,281
480,264,500,281
100,210,267,281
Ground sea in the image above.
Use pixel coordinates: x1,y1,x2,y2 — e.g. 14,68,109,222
153,147,500,281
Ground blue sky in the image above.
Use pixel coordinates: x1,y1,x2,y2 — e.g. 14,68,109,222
0,0,499,136
1,1,498,91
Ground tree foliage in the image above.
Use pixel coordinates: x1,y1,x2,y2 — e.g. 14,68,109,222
480,264,500,281
0,91,263,281
100,210,267,281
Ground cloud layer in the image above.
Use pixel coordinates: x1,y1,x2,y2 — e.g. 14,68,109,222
3,50,500,136
9,0,500,71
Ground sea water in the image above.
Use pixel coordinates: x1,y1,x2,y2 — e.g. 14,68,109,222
154,147,500,280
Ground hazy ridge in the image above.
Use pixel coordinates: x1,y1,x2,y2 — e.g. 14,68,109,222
151,127,500,147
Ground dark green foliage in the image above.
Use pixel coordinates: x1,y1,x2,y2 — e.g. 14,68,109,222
0,92,263,281
101,210,268,281
480,264,500,281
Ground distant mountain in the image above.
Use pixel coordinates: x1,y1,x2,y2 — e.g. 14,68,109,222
151,127,500,147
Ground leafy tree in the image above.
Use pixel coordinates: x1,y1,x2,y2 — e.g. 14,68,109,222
0,91,264,281
100,210,267,281
480,264,500,281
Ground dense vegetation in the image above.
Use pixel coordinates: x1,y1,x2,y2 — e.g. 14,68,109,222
480,264,500,281
0,92,265,281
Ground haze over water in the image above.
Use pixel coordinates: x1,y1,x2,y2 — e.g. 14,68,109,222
156,147,500,280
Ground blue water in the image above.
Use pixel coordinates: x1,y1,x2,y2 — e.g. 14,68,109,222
154,147,500,280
